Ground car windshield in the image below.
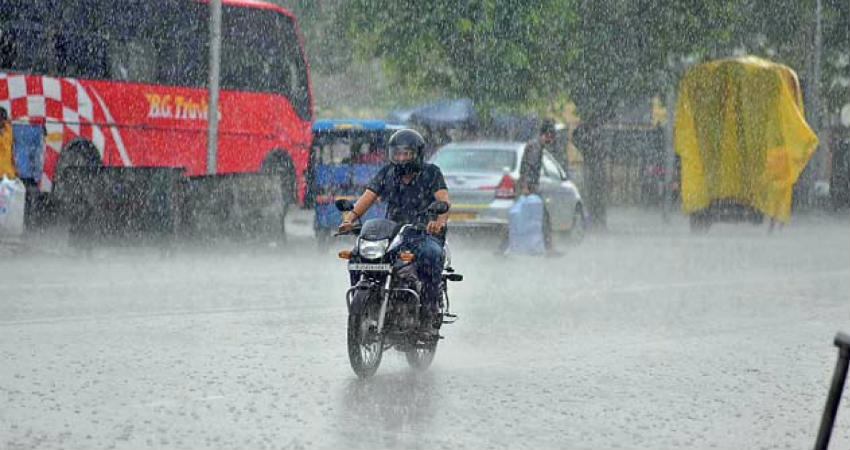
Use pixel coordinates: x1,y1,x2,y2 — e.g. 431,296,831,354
430,148,516,173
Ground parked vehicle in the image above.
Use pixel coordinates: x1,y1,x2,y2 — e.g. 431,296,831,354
335,199,461,378
674,56,818,231
309,120,403,249
428,141,584,240
0,0,313,216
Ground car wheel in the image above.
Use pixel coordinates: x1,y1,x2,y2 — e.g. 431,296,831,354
567,204,585,245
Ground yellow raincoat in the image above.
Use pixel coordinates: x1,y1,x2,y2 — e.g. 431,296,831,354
674,56,818,222
0,122,16,179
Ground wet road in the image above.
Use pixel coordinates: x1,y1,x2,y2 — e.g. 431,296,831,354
1,210,849,449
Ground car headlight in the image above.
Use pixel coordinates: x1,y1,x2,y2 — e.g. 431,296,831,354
359,239,389,260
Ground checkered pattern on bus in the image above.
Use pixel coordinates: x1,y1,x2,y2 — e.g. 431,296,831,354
0,73,127,191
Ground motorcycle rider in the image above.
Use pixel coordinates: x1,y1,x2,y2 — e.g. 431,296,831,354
338,129,450,336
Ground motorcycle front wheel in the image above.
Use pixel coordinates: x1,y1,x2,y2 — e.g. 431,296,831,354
405,342,437,371
347,292,384,378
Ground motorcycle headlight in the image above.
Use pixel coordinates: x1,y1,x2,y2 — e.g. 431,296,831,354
358,238,389,260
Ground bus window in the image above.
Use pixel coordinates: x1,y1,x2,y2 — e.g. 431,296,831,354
109,40,157,83
222,9,311,120
0,0,311,119
0,0,60,75
54,32,109,80
0,23,53,75
279,16,311,120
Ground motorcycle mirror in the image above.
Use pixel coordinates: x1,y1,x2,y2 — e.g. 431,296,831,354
428,200,450,215
335,199,354,212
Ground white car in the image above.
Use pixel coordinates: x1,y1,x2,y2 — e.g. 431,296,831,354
429,141,584,239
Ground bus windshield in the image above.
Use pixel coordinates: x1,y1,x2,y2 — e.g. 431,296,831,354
0,0,311,120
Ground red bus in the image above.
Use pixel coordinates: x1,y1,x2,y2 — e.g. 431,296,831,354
0,0,313,203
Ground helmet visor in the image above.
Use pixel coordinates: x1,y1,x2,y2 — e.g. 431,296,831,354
389,145,416,163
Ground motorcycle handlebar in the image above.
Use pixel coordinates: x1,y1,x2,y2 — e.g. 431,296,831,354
334,221,362,237
334,211,441,237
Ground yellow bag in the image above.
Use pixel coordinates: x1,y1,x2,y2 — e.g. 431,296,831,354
0,122,16,179
674,56,818,222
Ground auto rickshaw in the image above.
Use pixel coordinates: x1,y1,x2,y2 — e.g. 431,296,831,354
673,56,819,231
309,119,403,249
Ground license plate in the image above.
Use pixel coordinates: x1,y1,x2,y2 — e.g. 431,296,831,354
348,263,392,272
449,212,476,221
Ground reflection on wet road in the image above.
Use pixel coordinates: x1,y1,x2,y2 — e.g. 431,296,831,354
1,213,849,449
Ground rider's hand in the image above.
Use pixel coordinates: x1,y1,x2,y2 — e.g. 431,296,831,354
426,220,446,235
338,220,353,233
338,211,358,233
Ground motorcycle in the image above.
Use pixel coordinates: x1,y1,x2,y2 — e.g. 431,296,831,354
335,199,462,378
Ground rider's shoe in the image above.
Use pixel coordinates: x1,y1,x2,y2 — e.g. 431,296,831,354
419,309,441,339
422,325,439,339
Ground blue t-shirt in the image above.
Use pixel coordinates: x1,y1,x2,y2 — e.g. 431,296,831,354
366,163,447,225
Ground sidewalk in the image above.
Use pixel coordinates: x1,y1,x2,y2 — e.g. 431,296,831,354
594,205,849,236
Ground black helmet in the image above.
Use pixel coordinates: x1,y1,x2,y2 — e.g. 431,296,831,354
387,128,425,175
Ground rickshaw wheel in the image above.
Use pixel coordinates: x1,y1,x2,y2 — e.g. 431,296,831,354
689,212,711,233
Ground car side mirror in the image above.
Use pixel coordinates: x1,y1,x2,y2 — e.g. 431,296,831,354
427,200,450,215
335,199,354,212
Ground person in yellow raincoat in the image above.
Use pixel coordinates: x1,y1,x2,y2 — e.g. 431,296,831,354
674,56,818,225
0,107,17,179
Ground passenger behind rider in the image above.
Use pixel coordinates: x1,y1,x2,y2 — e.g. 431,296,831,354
338,129,450,335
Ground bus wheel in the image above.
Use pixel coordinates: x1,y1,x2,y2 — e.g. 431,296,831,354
261,150,297,206
54,138,100,207
54,138,101,239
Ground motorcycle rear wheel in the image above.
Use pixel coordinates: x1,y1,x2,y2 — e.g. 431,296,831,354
347,293,384,378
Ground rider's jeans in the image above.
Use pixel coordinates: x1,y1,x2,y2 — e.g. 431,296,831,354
402,233,445,313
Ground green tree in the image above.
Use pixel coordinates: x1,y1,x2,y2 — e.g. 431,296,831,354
278,0,352,75
339,0,576,112
568,0,745,123
724,0,849,116
336,0,844,124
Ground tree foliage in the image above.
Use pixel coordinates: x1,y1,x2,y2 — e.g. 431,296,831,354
339,0,575,111
329,0,847,122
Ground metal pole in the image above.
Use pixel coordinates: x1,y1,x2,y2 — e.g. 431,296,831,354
662,79,675,223
206,0,222,175
812,0,822,175
798,0,824,207
814,332,850,450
